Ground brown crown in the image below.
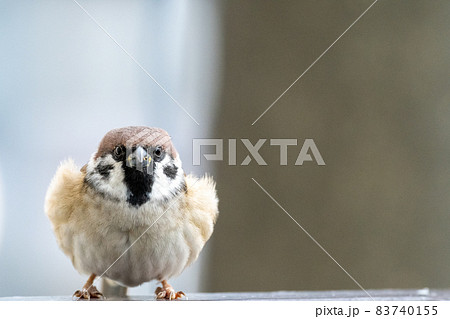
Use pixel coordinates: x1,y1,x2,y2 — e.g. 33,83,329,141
95,126,177,159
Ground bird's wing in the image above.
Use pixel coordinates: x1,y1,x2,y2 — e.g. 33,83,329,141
45,159,85,258
182,174,219,243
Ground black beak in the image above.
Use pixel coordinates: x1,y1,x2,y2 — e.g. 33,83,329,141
126,146,152,174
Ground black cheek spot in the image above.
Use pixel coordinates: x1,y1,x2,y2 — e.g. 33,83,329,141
97,164,114,178
163,164,178,179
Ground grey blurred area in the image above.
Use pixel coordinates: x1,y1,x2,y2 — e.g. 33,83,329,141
208,0,450,292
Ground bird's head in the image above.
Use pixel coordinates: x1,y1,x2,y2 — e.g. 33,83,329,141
84,126,185,207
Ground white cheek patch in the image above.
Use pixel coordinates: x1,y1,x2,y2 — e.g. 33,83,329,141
150,155,184,202
86,154,128,201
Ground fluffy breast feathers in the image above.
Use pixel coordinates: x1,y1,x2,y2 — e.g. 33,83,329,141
45,159,219,280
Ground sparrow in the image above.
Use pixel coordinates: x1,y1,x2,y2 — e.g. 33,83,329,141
45,126,219,300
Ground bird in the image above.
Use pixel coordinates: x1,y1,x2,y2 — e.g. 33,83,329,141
45,126,219,300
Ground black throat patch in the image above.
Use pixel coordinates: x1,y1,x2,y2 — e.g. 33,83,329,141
123,162,155,207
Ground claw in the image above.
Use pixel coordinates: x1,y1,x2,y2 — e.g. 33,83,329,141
73,286,104,301
73,289,89,301
155,282,185,300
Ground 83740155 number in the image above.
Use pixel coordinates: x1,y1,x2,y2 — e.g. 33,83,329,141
375,305,437,316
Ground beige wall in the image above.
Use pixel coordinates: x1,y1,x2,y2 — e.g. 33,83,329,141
207,0,450,291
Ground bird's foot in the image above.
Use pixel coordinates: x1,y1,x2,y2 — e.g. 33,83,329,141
155,281,185,300
73,285,105,301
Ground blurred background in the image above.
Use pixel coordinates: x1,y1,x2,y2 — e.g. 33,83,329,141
0,0,450,297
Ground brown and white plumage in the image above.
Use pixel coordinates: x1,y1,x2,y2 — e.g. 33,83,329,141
45,126,218,300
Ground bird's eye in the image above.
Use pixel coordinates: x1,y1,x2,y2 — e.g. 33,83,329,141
113,146,124,160
154,146,162,158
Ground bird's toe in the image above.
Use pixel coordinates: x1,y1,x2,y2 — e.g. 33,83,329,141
155,286,185,300
72,286,104,301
